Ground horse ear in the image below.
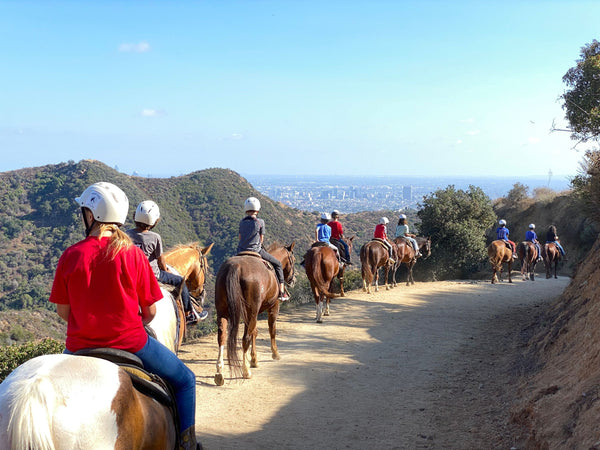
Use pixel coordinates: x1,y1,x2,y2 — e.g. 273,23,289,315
349,236,355,242
202,242,215,255
288,241,296,252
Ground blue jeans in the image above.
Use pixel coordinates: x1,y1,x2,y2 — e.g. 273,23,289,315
159,270,192,312
332,238,350,261
259,248,284,284
547,240,566,255
135,336,196,431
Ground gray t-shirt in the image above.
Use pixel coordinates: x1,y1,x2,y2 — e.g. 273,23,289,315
237,215,264,253
126,228,162,278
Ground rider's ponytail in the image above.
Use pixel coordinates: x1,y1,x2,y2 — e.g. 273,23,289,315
99,223,132,260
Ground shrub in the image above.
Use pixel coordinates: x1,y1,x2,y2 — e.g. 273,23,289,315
0,338,65,382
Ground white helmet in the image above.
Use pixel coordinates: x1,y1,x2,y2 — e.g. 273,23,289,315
398,213,407,220
379,217,389,224
499,219,507,226
331,210,340,218
244,197,261,212
529,223,535,229
134,200,160,226
321,212,331,221
75,182,129,226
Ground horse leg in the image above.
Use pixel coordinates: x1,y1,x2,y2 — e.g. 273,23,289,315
316,295,323,323
374,267,380,292
507,260,513,283
267,306,281,360
241,323,254,379
384,266,390,290
214,315,227,386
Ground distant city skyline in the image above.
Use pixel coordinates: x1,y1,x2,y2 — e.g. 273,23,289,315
246,174,572,213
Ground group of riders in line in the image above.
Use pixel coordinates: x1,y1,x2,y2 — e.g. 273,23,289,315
312,211,423,267
495,219,567,260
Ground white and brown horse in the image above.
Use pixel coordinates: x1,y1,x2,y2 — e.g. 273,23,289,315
0,285,194,448
0,354,176,449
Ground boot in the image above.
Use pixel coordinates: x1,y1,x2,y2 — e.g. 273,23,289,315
180,425,202,450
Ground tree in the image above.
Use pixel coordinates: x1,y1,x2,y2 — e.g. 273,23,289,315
506,182,529,204
417,185,496,280
561,40,600,143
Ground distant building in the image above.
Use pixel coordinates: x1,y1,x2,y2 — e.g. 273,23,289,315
403,185,412,201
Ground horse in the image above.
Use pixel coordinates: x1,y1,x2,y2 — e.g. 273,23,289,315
164,242,214,307
329,236,355,296
214,242,296,386
542,242,561,279
517,241,539,281
0,287,188,449
487,240,513,284
0,354,177,449
360,239,394,293
304,244,341,323
392,236,432,286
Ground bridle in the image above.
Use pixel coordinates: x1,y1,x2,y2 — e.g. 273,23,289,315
189,251,208,304
283,247,296,286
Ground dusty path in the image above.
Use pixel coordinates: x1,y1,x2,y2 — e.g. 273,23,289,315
181,276,569,449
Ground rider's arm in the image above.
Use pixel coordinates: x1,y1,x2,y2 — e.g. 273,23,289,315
140,304,156,325
56,304,70,321
157,254,169,272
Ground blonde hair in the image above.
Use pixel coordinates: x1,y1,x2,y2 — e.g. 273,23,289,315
98,223,132,260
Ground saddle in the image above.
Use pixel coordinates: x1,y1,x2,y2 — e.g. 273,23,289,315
371,238,387,248
236,251,274,271
311,242,329,248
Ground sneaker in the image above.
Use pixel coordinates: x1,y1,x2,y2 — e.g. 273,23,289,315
198,310,209,321
416,251,422,258
388,258,396,264
278,292,290,302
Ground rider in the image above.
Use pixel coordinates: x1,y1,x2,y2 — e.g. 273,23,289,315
496,219,517,258
546,225,567,258
316,212,341,261
525,223,543,262
394,213,422,258
238,196,289,301
374,217,396,264
328,210,352,264
48,182,200,450
127,200,208,324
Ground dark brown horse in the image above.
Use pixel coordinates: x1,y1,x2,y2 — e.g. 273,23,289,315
487,240,513,284
360,239,394,293
392,236,432,286
214,242,296,385
304,244,341,323
542,242,561,279
517,241,539,281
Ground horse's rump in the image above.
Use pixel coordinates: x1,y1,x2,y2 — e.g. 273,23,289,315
304,246,340,299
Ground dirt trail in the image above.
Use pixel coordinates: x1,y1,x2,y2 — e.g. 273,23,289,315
182,276,569,449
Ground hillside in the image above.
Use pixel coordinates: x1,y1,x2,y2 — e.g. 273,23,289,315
510,234,600,448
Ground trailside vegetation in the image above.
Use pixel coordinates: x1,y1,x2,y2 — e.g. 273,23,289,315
417,185,496,280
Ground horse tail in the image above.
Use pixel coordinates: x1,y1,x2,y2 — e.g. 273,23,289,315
360,245,373,286
224,263,245,377
6,372,56,450
306,250,340,299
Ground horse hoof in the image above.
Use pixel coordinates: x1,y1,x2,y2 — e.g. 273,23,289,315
316,319,323,323
243,371,252,379
251,362,259,368
214,373,225,386
324,311,330,316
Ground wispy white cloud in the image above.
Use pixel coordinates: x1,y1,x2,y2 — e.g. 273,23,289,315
456,139,463,145
118,41,151,53
466,129,480,136
140,109,164,117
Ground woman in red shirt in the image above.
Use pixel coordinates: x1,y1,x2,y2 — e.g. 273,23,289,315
49,182,200,450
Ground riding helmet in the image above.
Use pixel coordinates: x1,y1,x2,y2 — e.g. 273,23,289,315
499,219,507,226
331,210,340,218
529,223,535,229
135,200,160,226
398,213,407,220
380,217,389,224
321,212,331,221
244,197,261,212
75,182,129,226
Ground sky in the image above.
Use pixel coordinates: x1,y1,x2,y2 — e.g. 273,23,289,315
1,0,598,179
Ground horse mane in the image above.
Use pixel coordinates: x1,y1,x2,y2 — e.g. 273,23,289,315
168,242,199,252
265,241,284,253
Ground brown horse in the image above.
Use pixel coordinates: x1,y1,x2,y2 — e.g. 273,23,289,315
360,239,394,293
542,242,561,279
214,242,296,385
517,241,539,281
487,240,513,284
392,236,432,286
304,244,341,323
164,242,214,306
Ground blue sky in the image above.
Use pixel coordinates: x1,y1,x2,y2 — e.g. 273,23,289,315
0,1,598,178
